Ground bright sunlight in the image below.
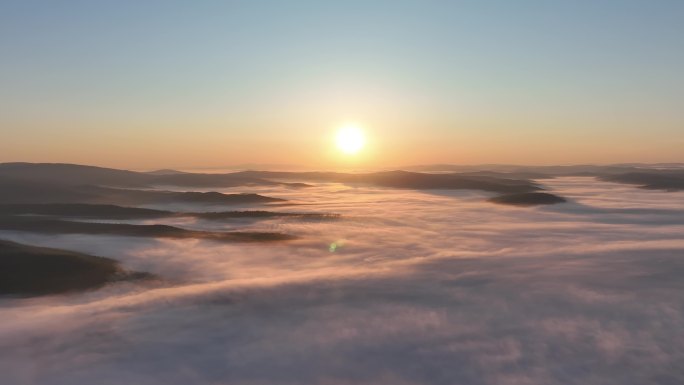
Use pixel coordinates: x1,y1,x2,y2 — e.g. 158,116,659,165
336,125,366,155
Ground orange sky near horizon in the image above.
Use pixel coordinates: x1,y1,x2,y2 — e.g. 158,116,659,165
2,121,682,171
1,2,682,170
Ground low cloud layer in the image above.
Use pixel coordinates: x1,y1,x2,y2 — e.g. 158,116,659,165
1,177,684,384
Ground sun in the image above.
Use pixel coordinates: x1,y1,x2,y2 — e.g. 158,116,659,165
336,125,365,155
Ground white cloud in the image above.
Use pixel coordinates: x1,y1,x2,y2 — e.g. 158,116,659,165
1,177,684,384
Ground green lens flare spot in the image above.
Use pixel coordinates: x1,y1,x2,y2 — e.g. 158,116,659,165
329,239,346,252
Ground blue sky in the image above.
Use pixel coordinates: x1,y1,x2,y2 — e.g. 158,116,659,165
1,1,682,168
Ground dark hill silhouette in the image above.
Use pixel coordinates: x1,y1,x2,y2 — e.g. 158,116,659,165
144,169,187,175
0,162,302,188
0,203,339,221
488,192,567,206
0,176,283,205
0,203,167,219
0,163,541,193
453,170,550,180
196,210,338,220
404,164,644,176
149,172,292,187
234,170,540,193
0,216,296,242
94,189,284,206
0,162,150,186
0,239,151,296
0,176,98,204
600,171,684,191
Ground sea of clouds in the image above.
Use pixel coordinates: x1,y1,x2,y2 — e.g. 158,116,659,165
1,177,684,385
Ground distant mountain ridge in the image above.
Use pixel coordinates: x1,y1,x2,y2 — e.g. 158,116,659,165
0,174,284,205
3,162,683,198
0,162,541,193
0,162,289,188
144,169,188,175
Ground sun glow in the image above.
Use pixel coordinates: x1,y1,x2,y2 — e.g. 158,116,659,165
336,125,366,155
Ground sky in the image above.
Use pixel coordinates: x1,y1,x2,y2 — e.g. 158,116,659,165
1,0,683,169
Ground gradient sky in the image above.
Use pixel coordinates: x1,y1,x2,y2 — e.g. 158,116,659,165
1,0,683,169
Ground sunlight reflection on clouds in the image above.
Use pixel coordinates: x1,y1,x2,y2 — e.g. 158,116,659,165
1,177,684,384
